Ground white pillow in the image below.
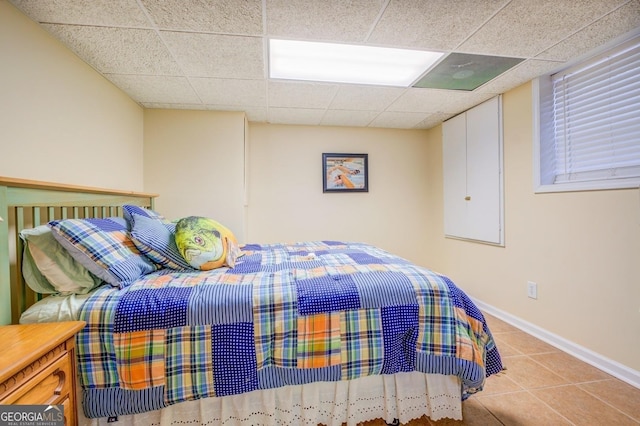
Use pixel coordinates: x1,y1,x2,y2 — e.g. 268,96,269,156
19,293,93,324
20,225,103,294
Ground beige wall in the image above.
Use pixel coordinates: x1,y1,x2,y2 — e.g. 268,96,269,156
0,0,144,191
247,123,432,265
143,109,247,242
424,82,640,372
0,0,144,325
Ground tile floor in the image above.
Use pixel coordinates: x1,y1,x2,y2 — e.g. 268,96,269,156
367,312,640,425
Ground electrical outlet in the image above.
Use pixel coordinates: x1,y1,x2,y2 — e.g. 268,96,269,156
527,281,538,299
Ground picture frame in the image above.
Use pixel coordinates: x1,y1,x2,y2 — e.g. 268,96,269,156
322,153,369,193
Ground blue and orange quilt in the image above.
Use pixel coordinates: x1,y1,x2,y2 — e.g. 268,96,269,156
77,241,502,418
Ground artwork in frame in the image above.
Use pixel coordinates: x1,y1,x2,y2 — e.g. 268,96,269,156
322,153,369,193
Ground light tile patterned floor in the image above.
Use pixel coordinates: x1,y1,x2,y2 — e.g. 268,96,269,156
363,312,640,425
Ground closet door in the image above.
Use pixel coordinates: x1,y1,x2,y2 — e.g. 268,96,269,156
443,113,468,239
442,96,503,245
466,96,502,243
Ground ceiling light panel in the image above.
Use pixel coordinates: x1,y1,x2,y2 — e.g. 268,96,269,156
269,39,443,87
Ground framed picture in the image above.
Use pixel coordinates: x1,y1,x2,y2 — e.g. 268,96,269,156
322,153,369,193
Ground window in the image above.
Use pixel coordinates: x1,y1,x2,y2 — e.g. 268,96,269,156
534,35,640,192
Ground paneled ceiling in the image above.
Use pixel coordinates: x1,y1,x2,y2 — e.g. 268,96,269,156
9,0,640,129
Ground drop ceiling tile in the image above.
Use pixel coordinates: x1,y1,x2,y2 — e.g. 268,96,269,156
537,0,640,61
203,105,267,123
106,75,200,103
458,0,627,57
140,103,267,122
10,0,149,27
477,59,563,94
142,103,203,109
190,77,267,106
368,111,429,129
140,0,263,34
320,110,380,127
200,104,267,123
42,24,181,75
266,0,381,42
387,88,492,114
386,89,446,113
268,108,326,126
413,113,455,129
268,81,339,108
440,92,500,115
389,88,499,114
161,32,264,79
368,0,504,50
237,106,268,123
329,86,405,111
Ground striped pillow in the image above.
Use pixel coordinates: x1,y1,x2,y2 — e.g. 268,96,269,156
49,217,156,288
123,205,165,223
128,213,192,271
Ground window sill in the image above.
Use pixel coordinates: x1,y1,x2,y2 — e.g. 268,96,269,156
534,179,640,194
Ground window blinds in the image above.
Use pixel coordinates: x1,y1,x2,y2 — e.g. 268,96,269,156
551,36,640,184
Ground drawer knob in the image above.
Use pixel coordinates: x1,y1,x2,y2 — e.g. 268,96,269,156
464,196,471,201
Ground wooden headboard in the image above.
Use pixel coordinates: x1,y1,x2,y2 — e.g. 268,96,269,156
0,177,157,325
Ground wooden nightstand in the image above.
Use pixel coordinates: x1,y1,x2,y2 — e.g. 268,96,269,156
0,321,86,426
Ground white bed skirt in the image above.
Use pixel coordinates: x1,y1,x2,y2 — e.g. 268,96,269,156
80,372,462,425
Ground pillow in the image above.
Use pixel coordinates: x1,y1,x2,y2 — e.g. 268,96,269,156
20,292,94,324
49,217,156,288
128,213,192,270
20,225,103,295
174,216,243,270
21,239,56,294
123,204,166,224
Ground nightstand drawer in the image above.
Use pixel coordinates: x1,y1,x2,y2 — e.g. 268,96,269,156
62,396,73,426
3,353,72,405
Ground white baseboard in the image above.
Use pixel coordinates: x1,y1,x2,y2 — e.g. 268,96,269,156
472,298,640,390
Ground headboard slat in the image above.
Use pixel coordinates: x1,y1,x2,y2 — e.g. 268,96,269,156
16,208,27,322
33,206,41,226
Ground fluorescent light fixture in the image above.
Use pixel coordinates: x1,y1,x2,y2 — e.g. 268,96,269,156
269,39,443,87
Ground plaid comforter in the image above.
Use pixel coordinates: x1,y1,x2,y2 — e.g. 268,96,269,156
77,241,502,418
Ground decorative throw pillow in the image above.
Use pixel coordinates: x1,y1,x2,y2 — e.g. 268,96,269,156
49,217,156,288
20,225,103,294
174,216,242,270
128,213,192,270
122,204,166,224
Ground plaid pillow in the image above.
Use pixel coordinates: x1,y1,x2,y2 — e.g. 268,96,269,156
49,217,156,288
128,213,192,271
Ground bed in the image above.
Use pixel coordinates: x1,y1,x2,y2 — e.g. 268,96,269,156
0,176,503,425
